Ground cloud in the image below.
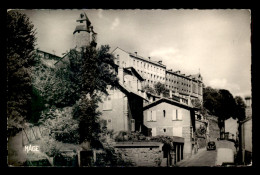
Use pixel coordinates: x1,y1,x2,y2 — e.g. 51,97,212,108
110,17,120,30
149,47,196,74
208,78,241,95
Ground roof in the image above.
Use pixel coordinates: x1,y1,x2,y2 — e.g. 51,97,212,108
36,49,62,59
76,12,91,24
73,25,87,34
112,47,166,68
143,97,195,111
117,82,149,102
124,67,145,81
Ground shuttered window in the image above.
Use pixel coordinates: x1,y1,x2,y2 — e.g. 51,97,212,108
172,109,177,120
147,110,156,121
178,109,183,120
152,110,157,121
172,109,183,120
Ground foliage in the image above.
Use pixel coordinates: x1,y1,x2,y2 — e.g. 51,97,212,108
203,86,221,115
203,86,244,122
234,96,246,121
195,124,207,138
67,45,119,146
7,11,37,132
95,126,134,167
154,82,169,97
32,56,75,109
114,131,146,142
143,82,169,97
150,135,175,149
143,85,156,94
73,96,102,145
191,98,202,109
40,107,80,144
215,89,236,121
99,143,134,167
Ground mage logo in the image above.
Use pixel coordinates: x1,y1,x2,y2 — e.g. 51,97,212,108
24,144,40,153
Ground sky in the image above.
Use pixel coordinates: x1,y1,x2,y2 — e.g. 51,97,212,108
16,9,251,99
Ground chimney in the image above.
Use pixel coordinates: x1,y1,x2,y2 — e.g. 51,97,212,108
158,60,162,64
169,90,172,98
148,57,151,60
118,67,124,85
135,52,137,56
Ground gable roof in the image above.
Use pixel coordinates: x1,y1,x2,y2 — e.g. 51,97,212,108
124,67,145,81
143,97,196,111
117,82,149,102
111,47,166,68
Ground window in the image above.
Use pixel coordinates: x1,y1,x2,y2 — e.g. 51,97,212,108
103,96,112,110
163,110,166,117
178,109,183,120
147,110,156,121
152,110,157,121
163,128,166,132
172,109,182,120
172,109,177,120
147,111,152,121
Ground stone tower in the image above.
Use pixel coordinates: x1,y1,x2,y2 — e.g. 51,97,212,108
73,12,97,50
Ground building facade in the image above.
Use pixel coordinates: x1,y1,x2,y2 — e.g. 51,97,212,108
111,47,203,102
240,96,252,165
143,98,196,160
98,66,148,134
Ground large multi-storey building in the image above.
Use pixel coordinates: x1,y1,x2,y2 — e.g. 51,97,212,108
111,47,204,102
112,47,166,86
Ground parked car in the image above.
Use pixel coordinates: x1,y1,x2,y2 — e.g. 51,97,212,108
215,148,234,166
207,141,216,151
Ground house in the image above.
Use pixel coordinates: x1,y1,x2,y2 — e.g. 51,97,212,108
239,96,252,165
143,98,197,161
98,66,148,134
224,117,238,141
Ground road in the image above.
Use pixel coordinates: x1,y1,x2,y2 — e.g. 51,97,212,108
176,140,236,167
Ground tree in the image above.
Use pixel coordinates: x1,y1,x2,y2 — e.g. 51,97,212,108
7,11,37,133
67,45,119,147
143,85,156,94
216,89,236,121
153,82,169,97
203,86,221,115
234,96,246,121
32,56,75,108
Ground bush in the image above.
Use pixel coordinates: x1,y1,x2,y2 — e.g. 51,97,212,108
40,107,80,144
114,131,146,142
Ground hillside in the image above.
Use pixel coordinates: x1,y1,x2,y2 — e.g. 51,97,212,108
206,115,220,141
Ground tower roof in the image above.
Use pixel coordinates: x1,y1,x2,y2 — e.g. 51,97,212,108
73,25,88,34
76,12,91,25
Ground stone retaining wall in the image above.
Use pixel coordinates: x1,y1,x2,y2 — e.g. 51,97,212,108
114,142,166,167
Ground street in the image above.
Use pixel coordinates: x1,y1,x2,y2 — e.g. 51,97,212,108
176,140,236,167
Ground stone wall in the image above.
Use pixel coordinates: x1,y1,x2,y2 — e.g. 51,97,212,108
182,126,192,159
114,142,166,167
